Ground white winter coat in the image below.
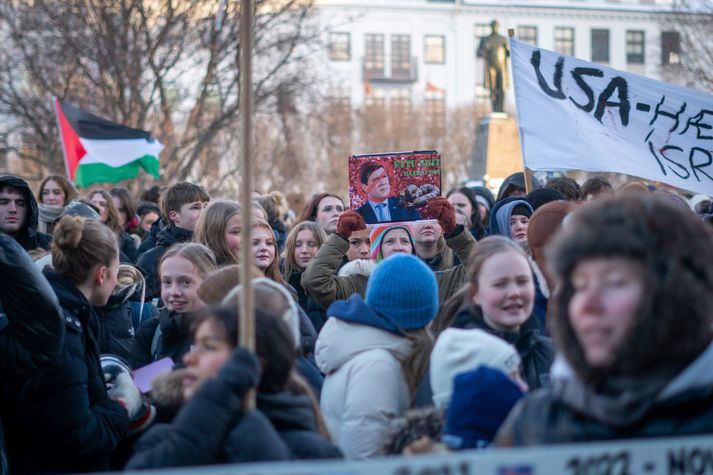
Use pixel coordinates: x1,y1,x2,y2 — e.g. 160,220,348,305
315,318,412,459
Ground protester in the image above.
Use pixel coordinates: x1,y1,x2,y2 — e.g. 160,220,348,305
489,197,534,250
193,200,242,266
316,254,438,459
137,182,210,299
251,219,291,289
412,221,456,272
282,221,328,331
469,185,495,229
197,264,263,306
369,224,416,263
296,192,345,235
544,176,581,202
496,172,540,202
3,216,143,473
0,234,65,475
127,303,341,469
137,202,161,234
496,194,713,445
37,174,78,234
110,187,140,236
436,236,554,390
0,175,52,251
381,408,446,456
580,175,614,201
524,187,564,212
131,243,216,368
447,186,486,239
88,189,139,263
257,192,289,252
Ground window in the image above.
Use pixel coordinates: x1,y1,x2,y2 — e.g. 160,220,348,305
591,29,610,62
329,32,350,61
364,88,385,110
425,90,446,132
661,31,680,65
554,27,575,56
517,26,538,46
390,89,412,116
424,35,445,64
391,35,411,78
365,34,384,75
626,30,645,64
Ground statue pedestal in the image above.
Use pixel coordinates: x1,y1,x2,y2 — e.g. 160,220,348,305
470,113,523,183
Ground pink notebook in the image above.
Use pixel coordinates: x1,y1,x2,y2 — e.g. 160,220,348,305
133,358,174,393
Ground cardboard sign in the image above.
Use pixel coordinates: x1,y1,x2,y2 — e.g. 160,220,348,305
348,150,442,225
510,37,713,195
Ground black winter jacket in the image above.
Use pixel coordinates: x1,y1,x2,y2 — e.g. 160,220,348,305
0,235,65,475
258,390,342,460
452,306,554,390
126,349,291,469
129,308,193,369
289,270,328,332
2,270,129,473
136,225,193,300
0,176,51,251
94,289,140,361
496,342,713,446
120,231,139,263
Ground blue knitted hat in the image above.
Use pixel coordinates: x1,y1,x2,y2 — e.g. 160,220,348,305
365,254,438,330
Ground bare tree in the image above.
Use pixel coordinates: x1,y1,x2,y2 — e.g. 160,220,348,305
0,0,320,187
667,1,713,92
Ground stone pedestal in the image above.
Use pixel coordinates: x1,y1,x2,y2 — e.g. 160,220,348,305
470,113,523,182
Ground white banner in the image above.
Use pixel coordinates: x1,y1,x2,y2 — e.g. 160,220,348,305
130,434,713,475
510,37,713,196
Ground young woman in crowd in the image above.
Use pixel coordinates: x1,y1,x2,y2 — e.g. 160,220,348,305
257,192,288,252
110,187,139,236
36,174,78,234
2,216,140,473
193,200,242,266
282,221,328,331
130,243,217,368
496,194,713,445
296,192,345,235
252,219,291,289
434,236,554,390
315,254,439,459
488,197,533,250
447,187,486,240
302,199,476,310
127,302,341,469
87,189,139,263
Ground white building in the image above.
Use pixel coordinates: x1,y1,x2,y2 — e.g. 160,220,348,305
316,0,683,115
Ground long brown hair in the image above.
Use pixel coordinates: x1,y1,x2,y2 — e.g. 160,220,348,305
193,200,242,266
252,219,289,288
86,189,123,235
52,216,118,285
38,174,77,206
282,221,326,280
296,192,344,224
401,328,434,402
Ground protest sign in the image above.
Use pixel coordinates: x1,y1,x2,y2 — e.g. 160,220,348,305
510,37,713,195
348,150,442,225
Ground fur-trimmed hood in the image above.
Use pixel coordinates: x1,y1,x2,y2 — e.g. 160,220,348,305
337,258,376,278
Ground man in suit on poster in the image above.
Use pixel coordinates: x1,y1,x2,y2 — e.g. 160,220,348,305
355,162,421,224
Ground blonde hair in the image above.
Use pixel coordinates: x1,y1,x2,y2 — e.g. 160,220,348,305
282,221,326,280
257,191,286,222
52,216,118,284
159,243,217,281
194,200,242,266
467,235,529,294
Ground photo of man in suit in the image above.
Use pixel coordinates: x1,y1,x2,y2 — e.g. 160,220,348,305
355,162,421,224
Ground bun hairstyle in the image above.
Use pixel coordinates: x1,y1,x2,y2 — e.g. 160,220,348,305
256,191,286,223
52,216,118,285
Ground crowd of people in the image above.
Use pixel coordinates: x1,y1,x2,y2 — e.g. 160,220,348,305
1,170,713,473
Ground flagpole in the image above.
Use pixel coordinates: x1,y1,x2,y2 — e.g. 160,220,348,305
507,28,533,194
52,97,73,182
239,0,256,410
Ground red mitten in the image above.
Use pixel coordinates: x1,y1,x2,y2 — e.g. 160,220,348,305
422,197,456,235
336,210,367,240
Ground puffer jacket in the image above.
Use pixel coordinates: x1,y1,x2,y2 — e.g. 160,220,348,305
129,308,193,369
496,342,713,446
136,225,193,300
302,225,477,310
257,390,343,460
2,269,129,474
316,316,413,459
0,176,51,251
452,306,554,390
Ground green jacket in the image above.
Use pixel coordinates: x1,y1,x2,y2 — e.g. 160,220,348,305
301,226,477,310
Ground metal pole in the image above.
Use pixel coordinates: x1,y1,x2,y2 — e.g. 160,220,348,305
507,28,533,194
239,0,255,409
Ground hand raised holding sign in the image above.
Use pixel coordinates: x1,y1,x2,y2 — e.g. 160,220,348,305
422,197,457,235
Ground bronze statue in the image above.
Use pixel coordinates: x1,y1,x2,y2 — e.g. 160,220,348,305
477,20,510,113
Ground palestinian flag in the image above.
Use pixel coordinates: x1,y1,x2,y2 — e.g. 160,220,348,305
54,99,163,187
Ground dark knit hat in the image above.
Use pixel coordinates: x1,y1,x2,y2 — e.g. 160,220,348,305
366,254,438,330
442,366,524,450
511,203,532,218
525,187,564,211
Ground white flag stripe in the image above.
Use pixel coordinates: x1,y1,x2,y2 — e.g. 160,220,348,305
78,137,164,167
